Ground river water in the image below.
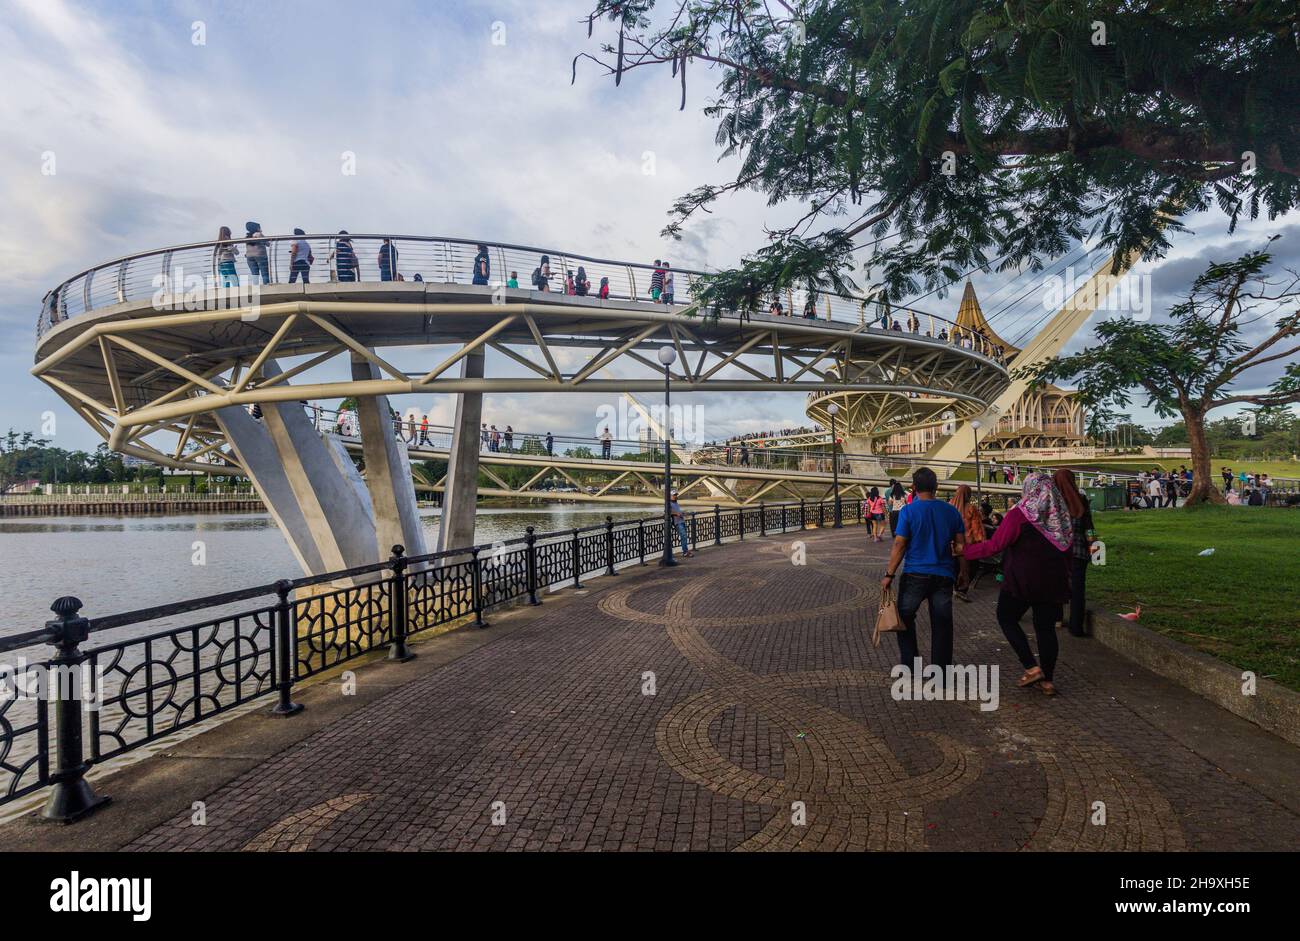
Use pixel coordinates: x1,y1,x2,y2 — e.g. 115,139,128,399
0,504,656,641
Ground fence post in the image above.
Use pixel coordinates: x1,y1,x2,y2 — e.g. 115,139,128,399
690,511,698,552
738,507,745,540
387,545,414,662
818,501,825,527
571,528,584,588
525,526,540,605
470,547,489,628
605,516,617,576
40,596,111,822
713,505,722,546
270,580,304,716
781,504,787,533
760,502,767,537
800,498,806,529
638,518,646,564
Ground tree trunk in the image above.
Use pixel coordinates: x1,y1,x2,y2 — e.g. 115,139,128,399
1183,407,1224,506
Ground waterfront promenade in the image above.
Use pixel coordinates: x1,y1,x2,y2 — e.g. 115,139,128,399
2,526,1296,852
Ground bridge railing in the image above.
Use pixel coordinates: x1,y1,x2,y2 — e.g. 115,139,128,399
37,234,1008,361
292,406,1009,484
1,497,927,819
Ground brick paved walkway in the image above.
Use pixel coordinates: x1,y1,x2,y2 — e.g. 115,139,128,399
127,528,1300,851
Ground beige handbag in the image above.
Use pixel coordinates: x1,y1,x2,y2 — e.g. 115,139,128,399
872,584,904,647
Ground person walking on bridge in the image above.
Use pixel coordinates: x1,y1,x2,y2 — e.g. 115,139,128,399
545,432,554,456
962,472,1072,696
215,227,240,288
334,231,358,281
244,222,270,284
289,229,313,283
650,260,665,301
378,238,399,281
471,244,490,285
418,414,431,446
881,467,968,674
600,427,613,460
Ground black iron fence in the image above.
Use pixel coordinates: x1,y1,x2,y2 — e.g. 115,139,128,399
0,499,862,821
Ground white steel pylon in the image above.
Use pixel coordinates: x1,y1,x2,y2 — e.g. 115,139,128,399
926,245,1146,467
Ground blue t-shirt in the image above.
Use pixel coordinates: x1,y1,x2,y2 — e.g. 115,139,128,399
895,498,965,577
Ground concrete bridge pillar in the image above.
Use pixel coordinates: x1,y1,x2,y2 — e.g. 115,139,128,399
215,357,428,577
436,349,485,553
215,368,379,576
351,355,428,559
840,434,884,479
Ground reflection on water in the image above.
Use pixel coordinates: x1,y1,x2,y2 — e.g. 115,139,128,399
0,504,654,640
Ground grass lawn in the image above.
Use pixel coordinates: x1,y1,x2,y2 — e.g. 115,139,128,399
1088,506,1300,691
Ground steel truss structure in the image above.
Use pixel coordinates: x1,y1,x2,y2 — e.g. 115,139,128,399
33,282,1009,474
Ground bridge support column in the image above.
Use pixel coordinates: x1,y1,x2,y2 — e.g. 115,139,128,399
351,355,428,560
215,365,379,576
840,434,884,479
437,349,485,553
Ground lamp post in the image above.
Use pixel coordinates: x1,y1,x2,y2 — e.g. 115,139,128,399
658,345,677,567
971,418,983,499
828,403,842,528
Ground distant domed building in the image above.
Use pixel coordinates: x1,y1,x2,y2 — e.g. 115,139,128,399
880,280,1085,455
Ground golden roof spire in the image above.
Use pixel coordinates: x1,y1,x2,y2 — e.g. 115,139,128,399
953,280,1018,354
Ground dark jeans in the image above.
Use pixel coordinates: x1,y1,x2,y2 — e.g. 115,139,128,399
889,510,900,536
1067,556,1088,635
337,267,357,282
893,573,955,670
289,260,311,283
996,592,1062,680
246,256,270,284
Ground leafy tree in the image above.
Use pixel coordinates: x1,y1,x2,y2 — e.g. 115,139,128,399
576,1,1300,309
0,430,48,493
1030,242,1300,504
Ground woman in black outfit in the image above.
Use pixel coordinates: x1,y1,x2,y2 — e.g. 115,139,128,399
1054,468,1094,637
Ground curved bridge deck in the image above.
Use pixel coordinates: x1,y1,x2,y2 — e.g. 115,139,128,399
33,235,1008,474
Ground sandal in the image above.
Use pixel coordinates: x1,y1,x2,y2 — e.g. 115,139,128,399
1016,667,1044,688
1039,681,1058,697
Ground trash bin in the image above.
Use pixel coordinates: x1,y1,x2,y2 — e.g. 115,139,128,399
1084,486,1126,511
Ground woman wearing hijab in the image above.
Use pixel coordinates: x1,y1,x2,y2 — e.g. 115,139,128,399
962,472,1073,695
1054,468,1094,637
574,266,591,296
948,484,985,544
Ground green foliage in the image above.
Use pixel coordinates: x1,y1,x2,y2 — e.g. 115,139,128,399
579,1,1300,305
1029,241,1300,501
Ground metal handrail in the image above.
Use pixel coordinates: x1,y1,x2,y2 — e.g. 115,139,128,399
0,496,907,817
36,233,1009,360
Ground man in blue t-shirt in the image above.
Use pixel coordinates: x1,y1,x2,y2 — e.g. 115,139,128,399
880,467,968,670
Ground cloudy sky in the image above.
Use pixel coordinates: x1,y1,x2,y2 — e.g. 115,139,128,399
3,0,1297,454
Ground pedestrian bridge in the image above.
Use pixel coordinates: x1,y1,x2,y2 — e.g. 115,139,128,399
33,233,1011,576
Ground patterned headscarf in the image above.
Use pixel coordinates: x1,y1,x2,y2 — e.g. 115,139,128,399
1016,472,1073,552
